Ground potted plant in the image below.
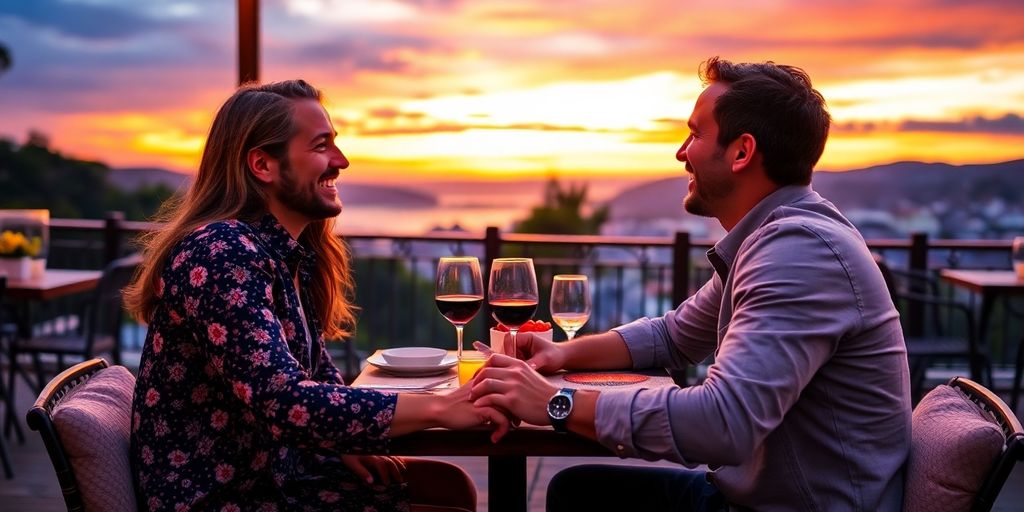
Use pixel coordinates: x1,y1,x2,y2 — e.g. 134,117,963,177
0,230,42,280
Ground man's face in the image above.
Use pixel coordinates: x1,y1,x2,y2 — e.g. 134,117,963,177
677,82,734,218
273,99,348,221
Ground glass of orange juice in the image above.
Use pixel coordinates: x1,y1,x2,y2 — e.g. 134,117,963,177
457,351,488,385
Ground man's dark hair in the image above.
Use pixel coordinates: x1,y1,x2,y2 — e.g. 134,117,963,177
699,56,831,186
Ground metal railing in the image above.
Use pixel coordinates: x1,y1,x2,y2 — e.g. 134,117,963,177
39,213,1024,379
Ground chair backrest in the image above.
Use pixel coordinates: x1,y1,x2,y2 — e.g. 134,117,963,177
904,376,1024,512
84,254,142,351
950,377,1024,512
26,357,139,512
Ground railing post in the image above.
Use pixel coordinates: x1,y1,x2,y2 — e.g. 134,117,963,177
483,227,500,338
103,211,125,265
670,231,691,387
907,232,929,337
672,232,691,305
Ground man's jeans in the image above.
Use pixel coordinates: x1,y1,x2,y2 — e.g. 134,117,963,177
546,464,727,512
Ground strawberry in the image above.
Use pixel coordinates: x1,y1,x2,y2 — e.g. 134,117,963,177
495,320,551,332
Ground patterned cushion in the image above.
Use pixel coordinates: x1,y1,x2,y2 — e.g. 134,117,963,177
904,384,1004,512
52,365,138,512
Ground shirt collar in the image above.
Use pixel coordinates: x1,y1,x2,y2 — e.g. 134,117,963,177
706,184,816,279
249,213,312,270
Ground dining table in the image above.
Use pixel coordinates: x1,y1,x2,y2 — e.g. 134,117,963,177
939,269,1024,406
352,349,675,512
1,268,103,440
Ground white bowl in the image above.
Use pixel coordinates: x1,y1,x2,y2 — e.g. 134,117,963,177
490,328,553,356
381,347,447,367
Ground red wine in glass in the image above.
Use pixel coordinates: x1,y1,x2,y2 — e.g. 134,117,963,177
489,299,538,328
487,258,539,358
436,257,484,357
436,295,484,325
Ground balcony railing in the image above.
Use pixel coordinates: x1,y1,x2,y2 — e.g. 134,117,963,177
39,213,1024,380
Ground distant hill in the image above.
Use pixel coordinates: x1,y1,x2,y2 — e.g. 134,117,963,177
609,159,1024,221
813,160,1024,212
110,167,191,192
110,167,438,208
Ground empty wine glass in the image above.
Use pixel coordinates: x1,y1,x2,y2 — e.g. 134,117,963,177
488,258,538,357
435,257,484,358
550,274,591,340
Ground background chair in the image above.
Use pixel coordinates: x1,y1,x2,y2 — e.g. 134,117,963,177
26,357,137,512
905,376,1024,512
874,255,983,402
7,253,141,408
0,277,13,478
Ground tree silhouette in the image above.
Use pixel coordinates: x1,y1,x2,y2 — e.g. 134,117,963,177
0,42,10,75
515,178,609,235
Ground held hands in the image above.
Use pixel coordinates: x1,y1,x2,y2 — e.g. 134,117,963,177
437,382,513,443
470,354,559,429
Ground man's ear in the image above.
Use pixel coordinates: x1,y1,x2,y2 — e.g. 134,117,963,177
247,148,276,184
731,133,756,173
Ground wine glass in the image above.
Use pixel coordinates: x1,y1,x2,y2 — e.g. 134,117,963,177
550,274,591,340
435,257,484,358
487,258,538,357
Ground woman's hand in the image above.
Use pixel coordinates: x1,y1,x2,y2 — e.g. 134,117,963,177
435,382,513,442
341,454,406,486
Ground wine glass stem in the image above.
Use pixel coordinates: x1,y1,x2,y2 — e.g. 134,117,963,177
456,325,464,358
509,329,518,358
565,330,576,341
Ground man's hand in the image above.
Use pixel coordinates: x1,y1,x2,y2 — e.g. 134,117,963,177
341,454,406,486
507,331,567,374
470,354,559,428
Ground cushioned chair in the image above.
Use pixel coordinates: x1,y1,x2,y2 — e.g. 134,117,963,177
874,256,983,402
905,376,1024,512
26,357,138,512
8,254,141,407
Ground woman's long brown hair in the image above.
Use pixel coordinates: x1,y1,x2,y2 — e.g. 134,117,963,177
123,80,356,339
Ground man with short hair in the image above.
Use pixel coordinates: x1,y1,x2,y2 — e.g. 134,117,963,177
473,57,911,511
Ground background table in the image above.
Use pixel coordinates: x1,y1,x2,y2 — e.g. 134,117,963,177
4,269,102,301
939,269,1024,404
353,350,675,512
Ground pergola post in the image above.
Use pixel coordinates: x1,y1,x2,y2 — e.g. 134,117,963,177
238,0,260,85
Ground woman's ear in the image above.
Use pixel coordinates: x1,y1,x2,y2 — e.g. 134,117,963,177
247,148,276,184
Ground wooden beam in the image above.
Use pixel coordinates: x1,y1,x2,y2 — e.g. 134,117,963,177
238,0,259,85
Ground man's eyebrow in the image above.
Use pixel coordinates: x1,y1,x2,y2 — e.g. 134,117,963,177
310,131,335,144
686,120,697,132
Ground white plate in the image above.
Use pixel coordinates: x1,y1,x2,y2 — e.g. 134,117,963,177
366,353,457,376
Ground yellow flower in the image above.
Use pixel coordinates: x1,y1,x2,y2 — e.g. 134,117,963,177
0,230,41,258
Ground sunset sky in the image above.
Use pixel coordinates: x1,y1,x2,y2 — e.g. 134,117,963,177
1,0,1023,183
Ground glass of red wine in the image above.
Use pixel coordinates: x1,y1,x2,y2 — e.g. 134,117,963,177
487,258,538,357
435,257,484,358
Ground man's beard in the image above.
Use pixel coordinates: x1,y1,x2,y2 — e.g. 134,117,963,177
683,152,732,218
276,160,343,220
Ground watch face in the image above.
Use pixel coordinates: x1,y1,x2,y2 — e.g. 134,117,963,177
548,394,572,420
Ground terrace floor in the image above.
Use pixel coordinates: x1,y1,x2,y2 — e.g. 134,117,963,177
2,365,1024,511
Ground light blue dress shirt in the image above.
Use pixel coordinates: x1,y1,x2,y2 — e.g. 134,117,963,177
598,185,911,511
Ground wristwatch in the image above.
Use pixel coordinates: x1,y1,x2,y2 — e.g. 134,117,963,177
547,388,576,433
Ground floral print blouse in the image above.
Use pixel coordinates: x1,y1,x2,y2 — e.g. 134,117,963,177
130,214,406,511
